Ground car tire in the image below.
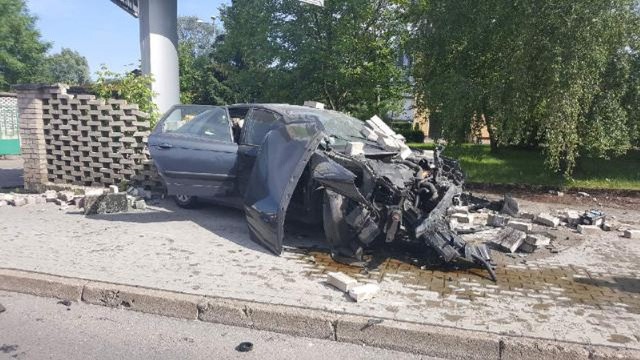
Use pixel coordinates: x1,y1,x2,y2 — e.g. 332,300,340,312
174,194,197,208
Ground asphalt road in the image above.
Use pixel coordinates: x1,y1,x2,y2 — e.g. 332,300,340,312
0,291,436,360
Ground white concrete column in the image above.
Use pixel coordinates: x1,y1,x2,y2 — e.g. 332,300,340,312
139,0,180,114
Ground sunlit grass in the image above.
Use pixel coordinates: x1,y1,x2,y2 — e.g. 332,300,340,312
407,143,640,190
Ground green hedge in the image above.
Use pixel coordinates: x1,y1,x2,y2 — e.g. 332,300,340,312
391,122,424,143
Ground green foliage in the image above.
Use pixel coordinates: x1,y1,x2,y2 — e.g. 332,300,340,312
410,0,640,175
407,143,640,190
216,0,409,119
178,16,237,105
93,65,159,126
391,121,424,142
0,0,50,90
44,48,90,85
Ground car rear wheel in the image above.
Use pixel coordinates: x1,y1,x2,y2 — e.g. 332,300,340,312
174,194,197,208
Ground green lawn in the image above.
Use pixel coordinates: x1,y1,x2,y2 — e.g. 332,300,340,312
407,143,640,190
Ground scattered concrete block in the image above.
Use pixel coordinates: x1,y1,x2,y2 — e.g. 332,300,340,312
345,142,365,156
399,144,412,160
507,221,532,232
558,210,581,226
11,197,26,207
534,213,560,228
376,134,400,150
360,127,379,142
525,234,551,247
44,190,58,202
488,214,509,227
473,213,489,226
519,242,536,253
84,193,128,215
303,101,325,109
25,196,37,205
519,212,535,220
602,220,620,232
327,272,358,293
501,194,519,216
84,188,105,196
577,191,590,197
623,230,640,239
447,206,469,215
348,283,380,302
577,224,601,235
492,227,526,253
451,213,474,224
57,191,75,202
108,185,119,194
134,199,146,210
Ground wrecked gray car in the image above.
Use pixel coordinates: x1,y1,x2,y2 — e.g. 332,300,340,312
148,104,496,279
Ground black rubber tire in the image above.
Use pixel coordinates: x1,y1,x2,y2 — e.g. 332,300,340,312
174,194,197,208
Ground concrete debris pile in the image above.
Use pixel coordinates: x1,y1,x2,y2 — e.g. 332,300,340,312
326,271,380,302
0,186,153,215
445,195,639,256
343,115,413,159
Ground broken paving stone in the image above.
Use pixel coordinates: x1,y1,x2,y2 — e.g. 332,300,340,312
519,242,536,253
623,230,640,239
11,197,26,207
348,283,380,302
534,213,560,228
488,214,509,227
57,191,75,202
577,191,590,197
446,206,469,215
519,212,535,220
327,272,358,292
134,199,146,210
108,185,119,194
83,193,128,215
577,224,601,235
84,188,105,196
25,196,37,205
525,234,551,247
473,212,489,225
450,213,474,224
558,210,581,226
492,227,527,253
44,190,57,202
501,194,519,216
602,220,620,232
507,220,533,232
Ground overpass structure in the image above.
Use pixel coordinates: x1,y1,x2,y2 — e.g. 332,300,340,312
111,0,179,114
111,0,323,113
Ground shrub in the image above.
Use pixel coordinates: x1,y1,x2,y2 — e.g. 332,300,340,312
391,121,424,143
93,65,159,126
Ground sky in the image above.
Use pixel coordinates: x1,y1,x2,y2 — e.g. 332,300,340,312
27,0,228,76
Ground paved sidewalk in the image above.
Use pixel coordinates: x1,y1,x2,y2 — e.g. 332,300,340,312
1,197,639,350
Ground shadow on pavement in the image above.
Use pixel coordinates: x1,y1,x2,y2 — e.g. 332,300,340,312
77,198,327,257
575,276,640,294
0,157,24,189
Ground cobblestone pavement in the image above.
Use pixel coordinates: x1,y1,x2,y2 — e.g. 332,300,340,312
1,196,639,349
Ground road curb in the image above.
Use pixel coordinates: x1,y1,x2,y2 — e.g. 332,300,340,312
1,268,639,359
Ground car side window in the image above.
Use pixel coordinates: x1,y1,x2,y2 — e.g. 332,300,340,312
241,109,280,146
172,108,233,142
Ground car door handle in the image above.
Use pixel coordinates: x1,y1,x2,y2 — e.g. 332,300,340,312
158,143,173,149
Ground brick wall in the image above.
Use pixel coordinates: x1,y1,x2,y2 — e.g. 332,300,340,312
14,84,161,191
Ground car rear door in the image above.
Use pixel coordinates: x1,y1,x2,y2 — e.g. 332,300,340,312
148,105,238,197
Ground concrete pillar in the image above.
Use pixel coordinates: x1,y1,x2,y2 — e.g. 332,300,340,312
13,85,49,192
139,0,180,114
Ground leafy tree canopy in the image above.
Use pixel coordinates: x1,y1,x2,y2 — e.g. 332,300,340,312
0,0,50,90
216,0,409,119
411,0,640,174
45,47,91,85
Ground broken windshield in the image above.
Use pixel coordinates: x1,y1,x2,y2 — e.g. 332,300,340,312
284,108,368,145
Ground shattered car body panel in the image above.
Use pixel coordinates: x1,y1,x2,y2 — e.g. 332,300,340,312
149,104,497,280
244,121,324,254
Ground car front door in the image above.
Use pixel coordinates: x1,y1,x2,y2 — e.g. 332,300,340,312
236,108,284,196
148,105,238,197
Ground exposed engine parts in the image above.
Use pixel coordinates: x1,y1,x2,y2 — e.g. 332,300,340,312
313,144,498,281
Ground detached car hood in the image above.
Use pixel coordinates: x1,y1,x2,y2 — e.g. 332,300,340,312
243,121,324,254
